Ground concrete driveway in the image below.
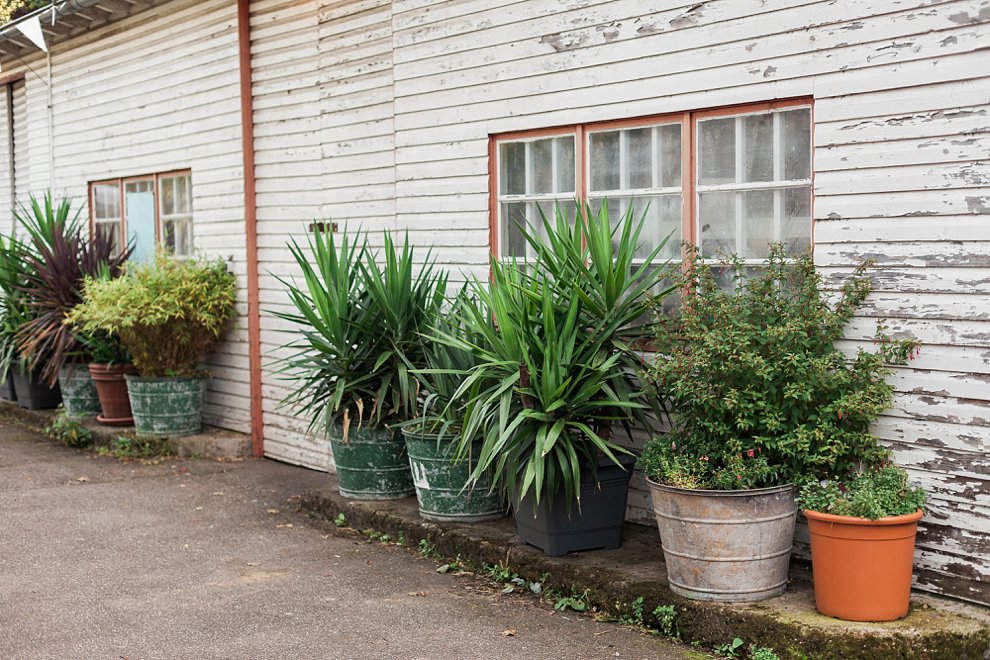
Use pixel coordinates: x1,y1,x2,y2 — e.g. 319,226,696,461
0,422,688,659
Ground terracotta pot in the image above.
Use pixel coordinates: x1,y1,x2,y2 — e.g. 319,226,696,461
88,363,137,426
804,508,923,622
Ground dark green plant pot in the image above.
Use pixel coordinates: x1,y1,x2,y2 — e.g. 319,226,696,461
514,453,636,556
402,426,505,522
57,365,101,419
330,425,414,500
125,375,205,437
11,367,61,410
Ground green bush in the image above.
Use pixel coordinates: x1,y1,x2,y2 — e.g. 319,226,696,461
641,245,918,489
797,461,926,519
67,253,236,377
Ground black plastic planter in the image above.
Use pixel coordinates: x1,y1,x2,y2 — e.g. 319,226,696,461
0,374,15,401
514,453,636,556
11,368,62,410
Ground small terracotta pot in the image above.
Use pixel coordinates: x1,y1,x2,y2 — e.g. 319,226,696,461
804,508,923,622
88,363,138,426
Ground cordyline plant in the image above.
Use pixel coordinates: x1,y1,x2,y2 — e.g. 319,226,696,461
67,253,236,377
275,226,446,440
640,244,920,490
15,194,130,385
439,201,675,512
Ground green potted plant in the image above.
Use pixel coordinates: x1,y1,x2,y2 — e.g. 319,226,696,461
640,245,918,602
67,253,236,436
797,459,926,622
14,194,130,419
0,231,28,403
401,290,504,522
80,328,135,425
277,227,446,500
447,202,672,556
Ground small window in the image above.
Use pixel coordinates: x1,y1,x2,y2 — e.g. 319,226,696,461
88,170,193,260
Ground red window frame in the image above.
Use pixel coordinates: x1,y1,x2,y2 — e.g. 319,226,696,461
88,168,192,254
488,97,814,261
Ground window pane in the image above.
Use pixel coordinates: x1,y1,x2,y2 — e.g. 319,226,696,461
500,142,526,195
530,139,553,194
742,190,774,259
590,131,619,191
177,175,191,213
95,222,119,254
625,195,681,261
782,109,811,180
555,137,575,194
659,124,682,188
782,186,812,254
94,184,119,219
698,117,735,185
500,202,529,258
698,191,736,256
627,128,653,189
160,177,175,215
743,113,773,182
536,199,575,241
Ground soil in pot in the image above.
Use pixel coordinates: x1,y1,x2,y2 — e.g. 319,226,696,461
804,508,922,621
402,426,504,522
514,454,636,557
647,479,797,602
11,367,62,410
58,364,101,419
89,363,137,425
126,375,205,437
331,425,415,500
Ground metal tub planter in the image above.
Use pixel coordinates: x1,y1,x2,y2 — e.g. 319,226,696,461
402,425,504,522
331,426,415,501
647,479,797,602
57,364,101,419
125,375,205,437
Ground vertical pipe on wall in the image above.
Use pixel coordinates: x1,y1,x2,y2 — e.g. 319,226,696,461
6,83,15,235
237,0,264,458
46,49,53,193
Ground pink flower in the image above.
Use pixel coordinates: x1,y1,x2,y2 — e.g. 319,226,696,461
747,449,755,458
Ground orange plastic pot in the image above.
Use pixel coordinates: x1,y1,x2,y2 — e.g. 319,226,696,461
804,508,922,622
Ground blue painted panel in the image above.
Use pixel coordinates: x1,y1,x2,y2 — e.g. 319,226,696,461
125,191,155,264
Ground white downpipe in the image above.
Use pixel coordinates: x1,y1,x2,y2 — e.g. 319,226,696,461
46,48,53,193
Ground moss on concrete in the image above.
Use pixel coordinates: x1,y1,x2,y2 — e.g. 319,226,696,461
299,483,990,660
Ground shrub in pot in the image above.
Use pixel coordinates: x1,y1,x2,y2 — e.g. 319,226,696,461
446,202,673,556
402,290,504,522
640,245,918,602
277,227,446,500
797,460,926,621
67,253,236,437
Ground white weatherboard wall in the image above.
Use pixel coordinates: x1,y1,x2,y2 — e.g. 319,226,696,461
0,0,251,433
253,0,990,604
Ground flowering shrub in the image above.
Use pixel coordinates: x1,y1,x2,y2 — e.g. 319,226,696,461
640,244,919,490
796,460,926,519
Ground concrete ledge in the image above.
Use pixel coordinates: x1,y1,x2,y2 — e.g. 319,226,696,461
300,478,990,660
0,400,250,460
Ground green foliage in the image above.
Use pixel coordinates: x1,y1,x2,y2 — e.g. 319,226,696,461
750,646,782,660
96,434,172,460
333,513,347,527
652,604,679,639
444,201,674,512
553,588,589,612
68,253,236,377
0,231,30,382
275,227,446,437
797,461,926,520
0,0,49,22
618,596,646,626
642,245,919,489
716,638,745,658
14,193,130,384
47,410,93,448
418,538,439,559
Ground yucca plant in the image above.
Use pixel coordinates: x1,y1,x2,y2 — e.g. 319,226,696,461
0,231,30,383
15,194,130,385
444,201,675,512
276,226,447,438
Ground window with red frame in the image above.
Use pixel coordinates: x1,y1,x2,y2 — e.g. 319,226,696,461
491,101,812,285
89,170,193,261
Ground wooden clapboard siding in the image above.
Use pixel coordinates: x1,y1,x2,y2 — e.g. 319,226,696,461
382,0,990,603
243,0,989,602
0,0,250,434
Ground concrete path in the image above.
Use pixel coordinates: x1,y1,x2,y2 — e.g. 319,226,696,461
0,422,689,659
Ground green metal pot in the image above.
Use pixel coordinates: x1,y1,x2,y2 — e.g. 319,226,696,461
402,425,504,522
57,365,101,419
125,375,205,437
330,425,414,500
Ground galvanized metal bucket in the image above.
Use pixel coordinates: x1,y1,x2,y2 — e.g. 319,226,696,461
125,375,205,437
58,364,101,420
647,478,797,602
330,425,415,500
